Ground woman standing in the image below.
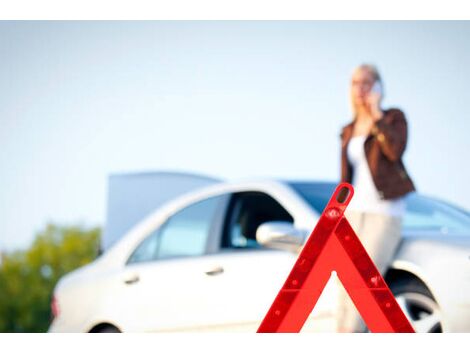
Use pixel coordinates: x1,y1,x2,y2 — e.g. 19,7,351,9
337,64,416,332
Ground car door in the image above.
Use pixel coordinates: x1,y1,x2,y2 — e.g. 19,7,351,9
185,191,297,331
112,194,231,332
195,191,338,332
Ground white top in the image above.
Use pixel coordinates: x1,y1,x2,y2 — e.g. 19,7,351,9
346,135,405,217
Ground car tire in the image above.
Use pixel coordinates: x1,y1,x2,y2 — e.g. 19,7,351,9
389,278,443,333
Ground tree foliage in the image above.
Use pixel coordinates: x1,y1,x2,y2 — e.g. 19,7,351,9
0,224,100,332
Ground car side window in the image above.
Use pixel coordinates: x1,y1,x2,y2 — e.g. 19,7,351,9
127,228,160,264
222,192,294,249
157,196,221,259
127,195,223,264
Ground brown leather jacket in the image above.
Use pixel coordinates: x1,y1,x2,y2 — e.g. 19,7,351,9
340,108,416,200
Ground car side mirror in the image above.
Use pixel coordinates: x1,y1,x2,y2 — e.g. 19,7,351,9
256,221,307,251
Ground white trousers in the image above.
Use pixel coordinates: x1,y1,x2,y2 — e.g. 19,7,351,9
336,210,403,332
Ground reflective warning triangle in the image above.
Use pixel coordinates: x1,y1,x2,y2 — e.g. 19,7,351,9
257,183,415,333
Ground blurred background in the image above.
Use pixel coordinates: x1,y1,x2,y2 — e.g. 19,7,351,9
1,21,469,332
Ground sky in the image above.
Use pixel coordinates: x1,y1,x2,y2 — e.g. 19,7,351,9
1,21,469,251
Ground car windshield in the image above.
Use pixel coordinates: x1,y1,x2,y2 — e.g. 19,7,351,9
289,182,470,236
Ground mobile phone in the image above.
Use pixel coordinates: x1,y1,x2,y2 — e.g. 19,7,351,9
371,81,383,96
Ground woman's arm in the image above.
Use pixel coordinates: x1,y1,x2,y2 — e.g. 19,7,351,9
370,109,408,162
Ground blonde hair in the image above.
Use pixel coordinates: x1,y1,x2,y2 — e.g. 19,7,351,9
355,64,382,84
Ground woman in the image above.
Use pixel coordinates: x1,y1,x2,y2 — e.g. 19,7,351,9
337,64,416,332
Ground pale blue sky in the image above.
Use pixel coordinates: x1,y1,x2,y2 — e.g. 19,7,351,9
1,21,469,251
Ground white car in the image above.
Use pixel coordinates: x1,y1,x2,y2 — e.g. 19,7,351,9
49,178,470,333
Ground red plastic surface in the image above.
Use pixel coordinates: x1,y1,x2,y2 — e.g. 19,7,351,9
257,182,415,333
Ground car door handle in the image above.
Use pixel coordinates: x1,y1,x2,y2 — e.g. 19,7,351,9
124,274,140,285
204,266,224,276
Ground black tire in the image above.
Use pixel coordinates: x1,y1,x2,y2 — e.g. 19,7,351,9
94,325,120,333
389,278,443,333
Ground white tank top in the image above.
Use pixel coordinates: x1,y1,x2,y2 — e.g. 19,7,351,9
346,135,405,217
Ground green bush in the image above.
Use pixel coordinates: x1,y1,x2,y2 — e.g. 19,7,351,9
0,224,101,332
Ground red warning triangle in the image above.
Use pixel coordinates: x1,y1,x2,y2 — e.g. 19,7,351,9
257,182,415,333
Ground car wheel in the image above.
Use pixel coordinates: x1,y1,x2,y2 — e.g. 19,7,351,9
389,278,443,333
